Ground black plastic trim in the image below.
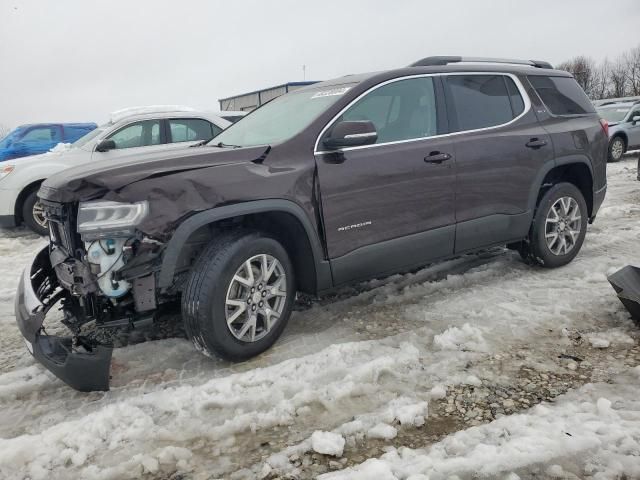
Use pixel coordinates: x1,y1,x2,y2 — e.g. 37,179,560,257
454,212,532,254
330,225,455,286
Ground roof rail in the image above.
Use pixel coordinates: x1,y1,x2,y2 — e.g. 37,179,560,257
409,56,553,69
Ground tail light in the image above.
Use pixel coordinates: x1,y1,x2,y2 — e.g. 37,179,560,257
599,118,609,137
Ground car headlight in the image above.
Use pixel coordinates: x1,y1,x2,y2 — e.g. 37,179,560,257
0,164,15,180
77,200,149,237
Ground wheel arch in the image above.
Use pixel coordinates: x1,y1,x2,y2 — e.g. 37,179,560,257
14,179,45,224
157,200,332,295
529,159,594,218
611,131,628,149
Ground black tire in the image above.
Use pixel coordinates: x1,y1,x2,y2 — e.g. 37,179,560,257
608,136,626,162
22,190,48,236
181,229,296,361
518,182,588,268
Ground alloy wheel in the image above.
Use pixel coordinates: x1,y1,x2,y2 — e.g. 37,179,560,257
611,138,624,160
32,200,48,229
225,254,287,342
544,196,582,256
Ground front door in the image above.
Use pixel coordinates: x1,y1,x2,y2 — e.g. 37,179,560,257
315,76,456,285
92,119,167,161
627,106,640,147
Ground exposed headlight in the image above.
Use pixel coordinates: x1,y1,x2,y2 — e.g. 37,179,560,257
77,200,149,237
0,165,15,180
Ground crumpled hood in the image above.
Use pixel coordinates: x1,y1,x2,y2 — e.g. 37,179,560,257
40,145,270,203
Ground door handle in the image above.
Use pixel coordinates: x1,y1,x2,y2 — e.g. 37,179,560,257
526,138,547,149
424,151,452,164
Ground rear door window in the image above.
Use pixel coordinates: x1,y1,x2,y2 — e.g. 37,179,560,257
169,118,219,143
446,75,517,131
528,76,595,116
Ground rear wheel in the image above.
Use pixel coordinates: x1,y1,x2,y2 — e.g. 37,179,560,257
181,229,295,361
22,190,48,236
608,136,626,162
518,182,588,268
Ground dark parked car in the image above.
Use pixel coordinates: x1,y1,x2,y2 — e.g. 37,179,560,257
16,57,607,391
0,123,97,161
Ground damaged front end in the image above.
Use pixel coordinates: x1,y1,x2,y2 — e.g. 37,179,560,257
15,246,113,391
15,200,162,391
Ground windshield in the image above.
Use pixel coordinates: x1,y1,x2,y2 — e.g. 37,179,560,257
209,84,355,148
71,126,107,148
597,105,631,123
0,127,24,149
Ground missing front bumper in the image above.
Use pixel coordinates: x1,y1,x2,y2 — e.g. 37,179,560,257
15,246,113,392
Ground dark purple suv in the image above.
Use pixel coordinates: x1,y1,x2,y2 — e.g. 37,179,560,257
15,56,607,390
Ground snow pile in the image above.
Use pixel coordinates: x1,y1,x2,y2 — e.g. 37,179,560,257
48,142,72,153
429,385,447,399
433,323,488,352
109,105,196,124
320,374,640,480
367,423,397,440
311,431,345,456
588,328,634,349
0,341,422,479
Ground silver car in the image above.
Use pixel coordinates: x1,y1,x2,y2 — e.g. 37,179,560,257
595,97,640,162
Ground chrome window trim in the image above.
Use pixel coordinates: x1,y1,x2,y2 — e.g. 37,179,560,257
314,72,532,155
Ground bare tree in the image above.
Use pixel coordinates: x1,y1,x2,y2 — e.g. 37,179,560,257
557,56,597,97
609,57,629,98
591,59,612,99
623,46,640,96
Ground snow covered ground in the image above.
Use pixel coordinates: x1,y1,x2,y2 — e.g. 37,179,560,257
0,157,639,480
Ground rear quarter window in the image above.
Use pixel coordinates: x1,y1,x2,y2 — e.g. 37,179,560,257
528,76,595,116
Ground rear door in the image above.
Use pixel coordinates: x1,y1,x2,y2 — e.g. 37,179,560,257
444,73,552,253
315,75,456,285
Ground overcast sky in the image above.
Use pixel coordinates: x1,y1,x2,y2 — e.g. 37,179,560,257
1,0,638,128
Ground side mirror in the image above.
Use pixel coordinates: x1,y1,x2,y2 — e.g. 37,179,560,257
323,120,377,150
632,115,640,125
96,139,116,152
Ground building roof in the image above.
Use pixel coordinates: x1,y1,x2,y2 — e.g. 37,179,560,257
218,81,320,102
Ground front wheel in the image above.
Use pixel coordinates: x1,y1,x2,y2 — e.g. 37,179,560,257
608,136,625,162
182,230,295,361
519,182,588,268
22,190,49,236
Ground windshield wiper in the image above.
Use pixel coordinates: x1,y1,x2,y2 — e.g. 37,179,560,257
215,141,242,149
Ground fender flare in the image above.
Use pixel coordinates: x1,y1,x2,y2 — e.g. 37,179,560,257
526,156,594,213
157,199,330,291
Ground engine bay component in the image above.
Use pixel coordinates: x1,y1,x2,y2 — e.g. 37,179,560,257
85,238,131,298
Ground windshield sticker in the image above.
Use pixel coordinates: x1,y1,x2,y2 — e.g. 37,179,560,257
311,87,351,99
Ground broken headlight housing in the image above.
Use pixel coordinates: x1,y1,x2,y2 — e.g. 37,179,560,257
77,200,149,238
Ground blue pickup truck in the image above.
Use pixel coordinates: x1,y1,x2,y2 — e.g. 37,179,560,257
0,123,97,162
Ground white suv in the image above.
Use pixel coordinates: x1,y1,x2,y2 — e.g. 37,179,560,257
0,107,230,234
